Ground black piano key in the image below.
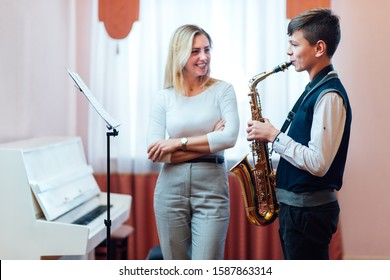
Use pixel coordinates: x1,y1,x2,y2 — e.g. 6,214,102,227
72,205,112,225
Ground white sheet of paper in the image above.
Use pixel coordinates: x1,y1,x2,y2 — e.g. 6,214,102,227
67,69,121,130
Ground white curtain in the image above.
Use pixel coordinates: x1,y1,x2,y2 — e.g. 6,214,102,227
88,0,308,174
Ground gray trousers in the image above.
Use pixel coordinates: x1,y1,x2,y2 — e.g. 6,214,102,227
154,162,230,260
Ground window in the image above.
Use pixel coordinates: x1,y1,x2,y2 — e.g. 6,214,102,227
88,0,308,173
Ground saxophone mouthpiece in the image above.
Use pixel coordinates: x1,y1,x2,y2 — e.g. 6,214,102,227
274,62,292,73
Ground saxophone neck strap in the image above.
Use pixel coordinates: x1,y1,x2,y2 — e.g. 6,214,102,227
280,69,339,133
280,89,307,133
271,91,306,157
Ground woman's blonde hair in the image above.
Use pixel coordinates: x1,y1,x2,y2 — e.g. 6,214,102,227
164,24,213,95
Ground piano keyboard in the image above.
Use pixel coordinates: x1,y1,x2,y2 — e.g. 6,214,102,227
73,205,112,225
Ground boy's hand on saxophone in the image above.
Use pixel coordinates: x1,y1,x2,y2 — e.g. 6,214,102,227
246,119,280,143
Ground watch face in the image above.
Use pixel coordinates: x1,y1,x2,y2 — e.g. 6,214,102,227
181,138,188,151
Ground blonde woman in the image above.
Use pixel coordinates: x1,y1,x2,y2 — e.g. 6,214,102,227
147,24,239,259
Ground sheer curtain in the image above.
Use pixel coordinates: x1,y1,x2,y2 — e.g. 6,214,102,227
88,0,308,173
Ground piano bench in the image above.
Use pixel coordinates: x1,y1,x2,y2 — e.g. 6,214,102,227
95,225,134,260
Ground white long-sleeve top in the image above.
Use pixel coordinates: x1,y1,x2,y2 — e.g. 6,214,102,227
272,92,346,177
147,80,240,155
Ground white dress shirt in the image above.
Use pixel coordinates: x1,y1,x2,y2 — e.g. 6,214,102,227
272,92,346,177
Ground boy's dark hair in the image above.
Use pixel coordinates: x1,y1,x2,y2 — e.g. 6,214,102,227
288,8,341,58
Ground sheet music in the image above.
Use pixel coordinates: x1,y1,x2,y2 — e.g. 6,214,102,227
67,69,121,130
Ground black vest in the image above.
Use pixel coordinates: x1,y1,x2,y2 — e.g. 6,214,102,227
276,68,352,193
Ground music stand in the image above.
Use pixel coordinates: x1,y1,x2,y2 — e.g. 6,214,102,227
67,69,121,260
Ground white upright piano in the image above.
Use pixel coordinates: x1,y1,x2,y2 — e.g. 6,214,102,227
0,137,132,259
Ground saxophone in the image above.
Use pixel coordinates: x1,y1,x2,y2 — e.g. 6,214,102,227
229,62,292,226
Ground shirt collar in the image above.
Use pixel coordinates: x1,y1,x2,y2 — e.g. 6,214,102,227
307,64,334,90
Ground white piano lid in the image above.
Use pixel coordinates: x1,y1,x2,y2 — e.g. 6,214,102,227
0,137,101,221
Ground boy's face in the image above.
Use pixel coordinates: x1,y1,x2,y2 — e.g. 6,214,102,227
287,30,317,74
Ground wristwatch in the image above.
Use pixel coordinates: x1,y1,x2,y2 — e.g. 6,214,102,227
181,137,188,152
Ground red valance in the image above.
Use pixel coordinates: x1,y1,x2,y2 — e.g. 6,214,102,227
286,0,331,19
98,0,139,39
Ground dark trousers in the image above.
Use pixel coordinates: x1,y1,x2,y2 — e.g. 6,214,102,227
278,201,340,260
